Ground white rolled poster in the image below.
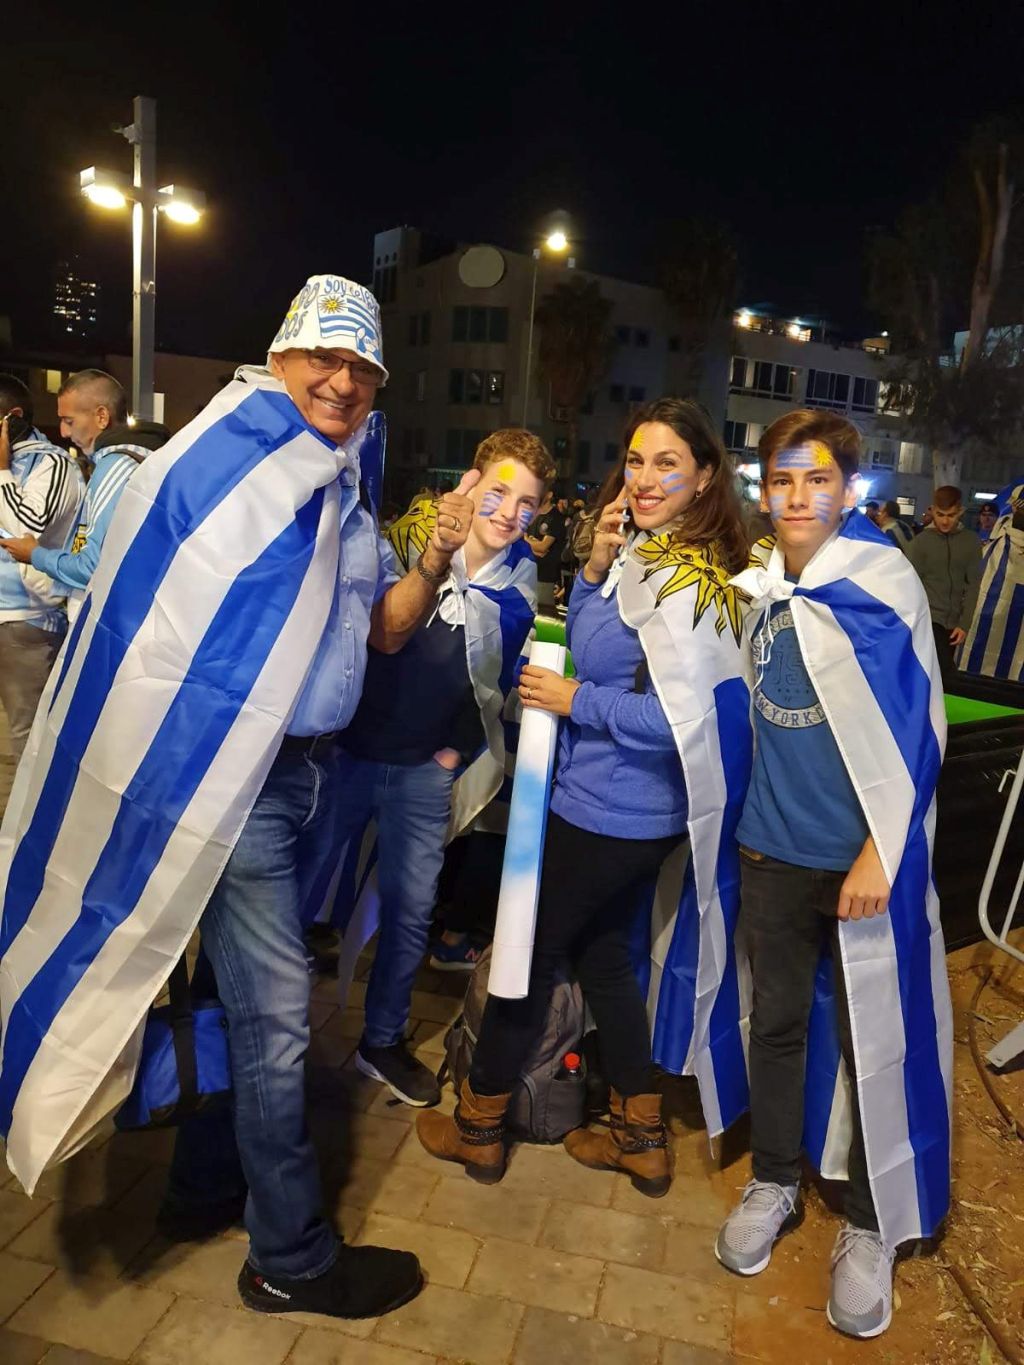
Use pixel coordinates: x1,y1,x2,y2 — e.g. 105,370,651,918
487,637,567,999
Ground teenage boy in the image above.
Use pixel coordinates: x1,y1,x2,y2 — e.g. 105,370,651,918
725,410,952,1341
904,486,982,685
332,429,552,1105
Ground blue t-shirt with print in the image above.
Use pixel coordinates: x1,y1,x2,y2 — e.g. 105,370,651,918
736,596,869,872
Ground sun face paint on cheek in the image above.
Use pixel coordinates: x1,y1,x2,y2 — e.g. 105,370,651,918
479,489,503,518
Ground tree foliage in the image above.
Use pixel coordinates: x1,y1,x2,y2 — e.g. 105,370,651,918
659,217,740,394
534,275,614,479
867,121,1024,483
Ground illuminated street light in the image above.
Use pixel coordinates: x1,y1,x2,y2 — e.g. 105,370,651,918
78,98,204,420
522,218,575,425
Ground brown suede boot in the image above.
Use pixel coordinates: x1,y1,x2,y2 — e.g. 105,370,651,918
416,1079,510,1184
563,1089,671,1197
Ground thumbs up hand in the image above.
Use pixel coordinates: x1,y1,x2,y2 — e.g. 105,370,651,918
431,468,481,556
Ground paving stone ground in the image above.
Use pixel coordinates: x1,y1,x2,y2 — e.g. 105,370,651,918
0,712,1021,1363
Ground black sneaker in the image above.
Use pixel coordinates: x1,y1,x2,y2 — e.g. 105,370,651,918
238,1242,422,1318
354,1037,441,1107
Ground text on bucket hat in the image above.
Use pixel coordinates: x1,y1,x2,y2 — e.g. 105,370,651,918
268,274,388,384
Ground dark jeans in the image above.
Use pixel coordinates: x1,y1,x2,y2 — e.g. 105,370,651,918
167,745,346,1279
931,621,955,688
471,812,682,1098
740,848,878,1232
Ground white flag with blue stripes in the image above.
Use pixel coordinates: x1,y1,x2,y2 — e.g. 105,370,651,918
614,534,754,1140
0,369,372,1192
961,480,1024,680
732,511,953,1247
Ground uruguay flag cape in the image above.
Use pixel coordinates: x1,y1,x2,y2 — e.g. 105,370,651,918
612,534,754,1138
961,481,1024,680
329,499,537,992
0,368,378,1192
732,511,953,1246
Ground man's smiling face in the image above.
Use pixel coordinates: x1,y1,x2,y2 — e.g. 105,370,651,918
269,347,376,443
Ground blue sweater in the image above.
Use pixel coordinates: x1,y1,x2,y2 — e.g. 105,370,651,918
550,573,688,839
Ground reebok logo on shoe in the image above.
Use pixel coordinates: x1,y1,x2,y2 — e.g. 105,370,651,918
254,1276,291,1301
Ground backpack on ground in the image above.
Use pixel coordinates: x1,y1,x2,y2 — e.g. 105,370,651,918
439,943,586,1142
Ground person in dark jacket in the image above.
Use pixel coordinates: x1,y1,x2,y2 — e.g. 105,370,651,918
904,485,982,685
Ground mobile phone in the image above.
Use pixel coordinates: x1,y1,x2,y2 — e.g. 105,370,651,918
2,414,32,447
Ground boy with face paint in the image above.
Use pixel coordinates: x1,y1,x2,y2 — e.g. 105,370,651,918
723,411,951,1341
332,430,553,1107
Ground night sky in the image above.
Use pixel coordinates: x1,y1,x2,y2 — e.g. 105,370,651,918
2,2,1020,361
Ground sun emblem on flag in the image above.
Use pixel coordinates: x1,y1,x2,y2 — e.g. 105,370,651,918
634,536,744,644
387,503,436,572
321,294,342,314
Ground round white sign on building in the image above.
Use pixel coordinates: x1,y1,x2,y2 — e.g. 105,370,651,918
458,245,506,289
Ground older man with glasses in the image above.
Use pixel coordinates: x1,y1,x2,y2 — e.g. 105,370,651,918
0,274,477,1323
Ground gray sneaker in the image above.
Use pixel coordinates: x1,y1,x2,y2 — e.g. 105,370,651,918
827,1224,896,1339
715,1179,802,1275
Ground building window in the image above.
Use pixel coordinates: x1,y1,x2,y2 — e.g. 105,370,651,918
852,377,879,413
730,357,748,390
466,369,484,405
724,420,749,452
578,440,591,469
409,314,419,346
628,385,646,404
634,328,649,348
773,366,794,400
609,383,625,403
448,369,464,403
488,308,508,343
45,369,63,395
753,361,774,395
372,264,397,305
668,335,681,353
420,311,431,345
486,371,504,404
605,442,619,462
869,448,896,469
729,358,793,398
445,429,490,465
452,305,506,343
416,370,427,402
804,369,850,409
615,325,630,345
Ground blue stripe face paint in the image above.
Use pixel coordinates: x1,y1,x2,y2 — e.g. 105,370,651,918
768,493,787,519
517,506,533,533
623,467,636,482
811,491,835,523
658,470,691,495
479,489,503,519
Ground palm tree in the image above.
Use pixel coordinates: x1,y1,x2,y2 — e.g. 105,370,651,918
659,217,739,406
534,276,614,480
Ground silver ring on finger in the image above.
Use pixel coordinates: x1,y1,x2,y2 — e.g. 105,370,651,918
522,686,531,699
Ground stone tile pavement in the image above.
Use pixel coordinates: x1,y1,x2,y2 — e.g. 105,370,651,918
0,713,1009,1363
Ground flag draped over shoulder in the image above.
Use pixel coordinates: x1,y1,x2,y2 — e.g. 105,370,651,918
614,534,754,1139
960,481,1024,680
330,500,537,989
0,369,365,1192
733,512,953,1246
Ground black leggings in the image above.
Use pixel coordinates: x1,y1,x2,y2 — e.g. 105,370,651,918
470,812,683,1098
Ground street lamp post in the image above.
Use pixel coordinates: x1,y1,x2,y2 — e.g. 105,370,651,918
79,96,204,421
521,228,572,428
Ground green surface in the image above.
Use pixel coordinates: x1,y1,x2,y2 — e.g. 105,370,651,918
945,694,1024,725
534,620,1024,724
533,615,574,676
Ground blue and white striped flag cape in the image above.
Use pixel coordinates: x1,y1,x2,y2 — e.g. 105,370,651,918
328,501,537,993
732,511,953,1247
0,367,379,1191
960,480,1024,680
612,534,755,1142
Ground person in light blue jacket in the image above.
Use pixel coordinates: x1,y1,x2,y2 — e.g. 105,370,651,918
1,421,168,623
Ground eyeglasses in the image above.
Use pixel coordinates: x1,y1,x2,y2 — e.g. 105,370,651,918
302,350,383,385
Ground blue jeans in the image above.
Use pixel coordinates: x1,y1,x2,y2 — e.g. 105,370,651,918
167,745,343,1279
334,753,454,1048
